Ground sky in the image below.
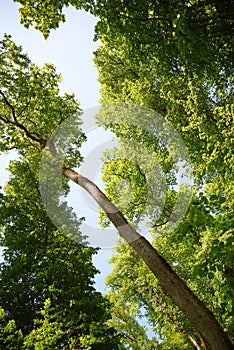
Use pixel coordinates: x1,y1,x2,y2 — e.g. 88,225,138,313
0,0,115,292
0,1,100,108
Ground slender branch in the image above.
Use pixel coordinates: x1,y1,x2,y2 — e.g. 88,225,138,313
0,115,9,124
0,89,47,147
117,57,140,79
135,164,146,183
0,90,17,120
181,329,201,350
152,219,169,227
14,117,46,146
129,200,147,208
156,306,202,350
0,145,17,151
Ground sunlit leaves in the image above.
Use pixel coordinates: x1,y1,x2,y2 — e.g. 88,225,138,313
0,34,83,161
91,1,234,348
15,0,95,38
0,309,24,349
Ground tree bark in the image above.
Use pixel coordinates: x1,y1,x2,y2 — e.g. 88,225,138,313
61,167,233,350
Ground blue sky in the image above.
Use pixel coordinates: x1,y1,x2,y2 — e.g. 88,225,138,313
0,0,100,108
0,0,114,292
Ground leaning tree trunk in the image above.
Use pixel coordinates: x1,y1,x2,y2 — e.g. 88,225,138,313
0,83,231,348
60,166,233,350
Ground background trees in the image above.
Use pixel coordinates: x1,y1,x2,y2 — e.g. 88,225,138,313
91,1,234,348
92,2,233,348
1,1,233,348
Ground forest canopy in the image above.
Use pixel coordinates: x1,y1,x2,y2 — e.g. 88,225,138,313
0,1,233,349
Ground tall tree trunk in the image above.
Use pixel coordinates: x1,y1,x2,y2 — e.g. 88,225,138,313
60,167,233,350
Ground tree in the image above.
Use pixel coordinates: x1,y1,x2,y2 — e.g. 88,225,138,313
0,20,233,350
0,35,121,349
0,163,120,348
14,0,234,77
106,290,160,350
0,308,24,349
104,197,233,349
90,2,234,348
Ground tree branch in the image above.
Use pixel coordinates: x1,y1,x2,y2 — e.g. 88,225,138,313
181,328,201,350
0,90,17,121
0,89,47,147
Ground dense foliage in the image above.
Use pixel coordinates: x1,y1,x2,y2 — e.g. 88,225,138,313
0,35,121,349
1,0,233,348
92,1,234,348
92,1,234,349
